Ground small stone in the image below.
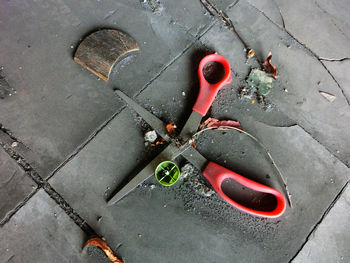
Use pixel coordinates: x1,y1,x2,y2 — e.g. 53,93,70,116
181,91,186,96
284,88,288,92
97,216,102,222
149,184,156,190
11,141,19,147
144,130,157,143
70,45,74,49
138,234,142,238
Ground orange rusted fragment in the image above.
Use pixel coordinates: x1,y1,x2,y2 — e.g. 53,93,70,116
151,138,166,147
191,142,197,149
166,123,177,135
84,237,123,263
263,52,277,79
247,49,255,59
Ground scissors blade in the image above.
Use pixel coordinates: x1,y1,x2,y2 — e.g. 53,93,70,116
107,143,188,206
181,146,208,172
115,89,170,141
179,111,203,141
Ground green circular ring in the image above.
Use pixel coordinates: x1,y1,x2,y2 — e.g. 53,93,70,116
155,161,180,186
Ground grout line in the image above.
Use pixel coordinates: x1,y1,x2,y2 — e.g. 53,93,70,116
46,106,126,181
289,180,350,262
0,134,96,235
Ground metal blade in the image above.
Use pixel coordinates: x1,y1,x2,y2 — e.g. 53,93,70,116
179,111,203,141
115,89,170,141
107,143,188,206
181,146,208,172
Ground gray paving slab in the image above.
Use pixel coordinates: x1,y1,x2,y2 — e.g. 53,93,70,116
212,0,350,166
293,183,350,263
50,41,350,262
0,189,109,263
322,59,350,102
274,0,350,59
0,146,36,224
0,0,212,177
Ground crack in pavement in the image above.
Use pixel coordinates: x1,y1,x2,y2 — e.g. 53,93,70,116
0,189,38,226
289,180,350,262
244,0,350,106
320,57,350,62
270,0,285,28
200,0,250,50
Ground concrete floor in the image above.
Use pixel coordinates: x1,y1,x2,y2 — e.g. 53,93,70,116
0,0,349,262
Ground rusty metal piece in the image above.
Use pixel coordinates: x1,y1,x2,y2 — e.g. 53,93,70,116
74,29,139,82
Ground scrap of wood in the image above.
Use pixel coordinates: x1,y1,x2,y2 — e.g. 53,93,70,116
84,237,123,263
74,29,139,82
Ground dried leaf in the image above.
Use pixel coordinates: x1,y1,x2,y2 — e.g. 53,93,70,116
84,237,123,263
263,52,277,79
200,118,242,130
247,49,255,59
166,123,177,135
319,91,336,102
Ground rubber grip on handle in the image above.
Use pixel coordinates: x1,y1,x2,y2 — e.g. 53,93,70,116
193,54,232,116
202,162,286,218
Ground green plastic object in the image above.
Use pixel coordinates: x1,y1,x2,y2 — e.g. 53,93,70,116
155,161,180,186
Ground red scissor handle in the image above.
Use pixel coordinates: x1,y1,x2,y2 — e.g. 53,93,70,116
202,162,286,218
193,54,232,116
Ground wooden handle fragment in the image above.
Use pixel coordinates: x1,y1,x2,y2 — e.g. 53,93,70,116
74,29,139,82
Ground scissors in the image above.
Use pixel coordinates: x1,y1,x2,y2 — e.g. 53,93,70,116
108,54,286,218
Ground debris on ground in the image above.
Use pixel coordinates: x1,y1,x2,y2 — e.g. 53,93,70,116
150,137,165,147
238,85,255,99
319,91,336,102
199,117,242,130
84,237,123,263
166,123,177,135
247,49,255,59
263,52,277,79
180,163,215,197
247,68,274,96
144,130,158,143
